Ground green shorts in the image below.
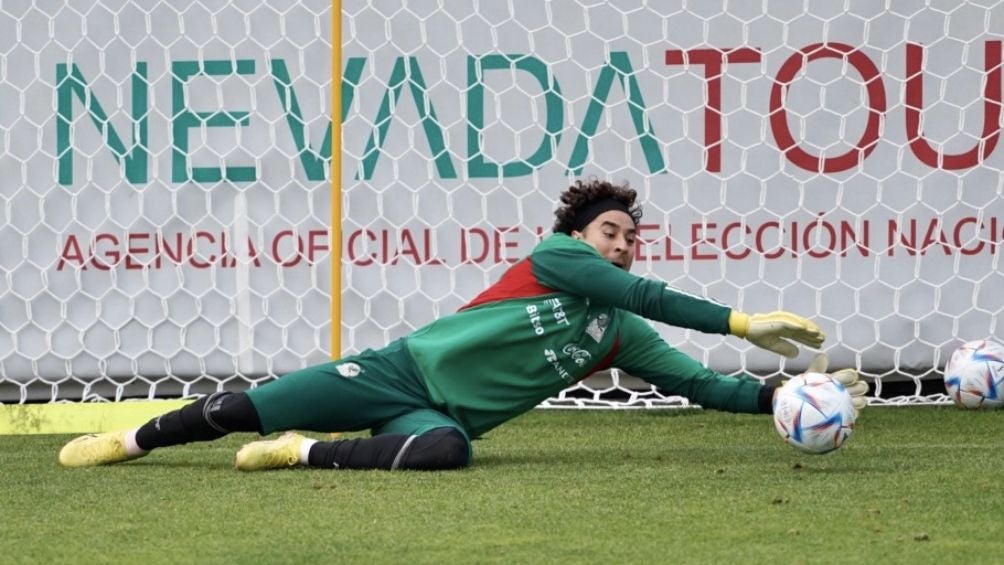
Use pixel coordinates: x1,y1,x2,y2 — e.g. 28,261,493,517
246,339,468,444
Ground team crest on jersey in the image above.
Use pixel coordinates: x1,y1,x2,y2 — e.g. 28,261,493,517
585,314,609,343
335,362,362,378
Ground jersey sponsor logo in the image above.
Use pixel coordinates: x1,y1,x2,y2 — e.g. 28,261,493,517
544,297,570,327
525,304,546,335
335,362,362,378
543,348,573,383
561,343,592,366
585,313,609,343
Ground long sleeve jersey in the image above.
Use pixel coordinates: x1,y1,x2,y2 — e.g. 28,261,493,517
405,233,767,438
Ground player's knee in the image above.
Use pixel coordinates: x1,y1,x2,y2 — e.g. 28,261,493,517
207,392,262,433
400,427,470,470
136,391,262,450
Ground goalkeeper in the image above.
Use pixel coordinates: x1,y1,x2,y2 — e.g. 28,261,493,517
59,179,867,472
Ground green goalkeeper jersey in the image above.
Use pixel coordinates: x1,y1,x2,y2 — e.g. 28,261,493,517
405,233,766,438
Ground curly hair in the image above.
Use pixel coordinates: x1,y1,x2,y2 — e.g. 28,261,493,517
552,179,642,234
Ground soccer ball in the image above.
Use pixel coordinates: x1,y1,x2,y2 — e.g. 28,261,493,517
773,372,856,454
943,340,1004,410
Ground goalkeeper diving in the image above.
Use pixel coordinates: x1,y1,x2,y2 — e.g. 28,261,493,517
59,179,868,472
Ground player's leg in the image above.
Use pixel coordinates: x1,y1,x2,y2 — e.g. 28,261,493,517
235,409,471,471
59,339,431,468
306,426,469,470
58,391,261,468
134,390,262,449
245,340,431,436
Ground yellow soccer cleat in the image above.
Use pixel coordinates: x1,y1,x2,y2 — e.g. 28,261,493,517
234,432,305,471
58,431,143,468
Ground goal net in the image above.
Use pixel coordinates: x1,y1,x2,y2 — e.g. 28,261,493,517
1,1,1002,407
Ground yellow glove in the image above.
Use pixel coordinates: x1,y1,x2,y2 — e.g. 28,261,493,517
808,353,868,414
729,310,825,358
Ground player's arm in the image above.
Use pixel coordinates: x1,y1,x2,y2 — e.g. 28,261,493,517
612,314,775,414
532,236,825,357
530,237,732,334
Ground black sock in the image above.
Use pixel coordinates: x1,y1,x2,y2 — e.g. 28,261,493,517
307,427,470,470
135,392,262,451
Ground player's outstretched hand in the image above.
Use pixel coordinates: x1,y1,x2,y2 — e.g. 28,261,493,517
832,368,868,414
729,310,825,358
808,353,868,415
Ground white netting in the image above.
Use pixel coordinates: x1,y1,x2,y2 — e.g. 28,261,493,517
0,0,333,401
2,1,1003,406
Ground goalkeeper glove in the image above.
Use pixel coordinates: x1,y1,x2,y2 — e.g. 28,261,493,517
728,310,825,358
808,353,869,415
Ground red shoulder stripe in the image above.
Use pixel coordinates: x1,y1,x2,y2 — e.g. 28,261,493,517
459,258,554,310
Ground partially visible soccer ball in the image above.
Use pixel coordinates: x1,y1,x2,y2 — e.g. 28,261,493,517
773,372,856,454
943,340,1004,410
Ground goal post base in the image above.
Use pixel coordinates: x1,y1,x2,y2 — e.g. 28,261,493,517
0,400,190,435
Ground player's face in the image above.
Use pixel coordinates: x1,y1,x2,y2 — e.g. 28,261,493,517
572,210,637,271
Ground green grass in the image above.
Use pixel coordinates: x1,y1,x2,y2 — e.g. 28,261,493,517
4,406,1003,564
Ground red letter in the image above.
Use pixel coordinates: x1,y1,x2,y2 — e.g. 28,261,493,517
307,230,329,264
721,222,751,260
157,233,184,267
691,223,718,260
188,231,215,269
397,229,421,265
954,217,984,255
272,230,303,267
906,41,1002,169
125,233,150,270
634,223,661,261
347,229,375,266
91,233,120,271
770,43,886,172
494,227,519,264
666,48,762,172
462,227,490,263
756,221,785,259
58,234,85,270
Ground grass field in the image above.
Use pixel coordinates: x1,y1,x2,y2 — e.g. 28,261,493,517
3,406,1003,564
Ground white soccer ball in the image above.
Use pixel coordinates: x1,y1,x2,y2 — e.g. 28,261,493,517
943,339,1004,410
773,372,856,454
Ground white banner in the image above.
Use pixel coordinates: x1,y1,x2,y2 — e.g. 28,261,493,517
1,1,1001,400
0,1,333,397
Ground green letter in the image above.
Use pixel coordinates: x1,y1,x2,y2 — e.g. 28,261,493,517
172,59,256,183
56,63,149,185
567,52,666,176
467,54,563,178
359,56,457,180
271,57,366,181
